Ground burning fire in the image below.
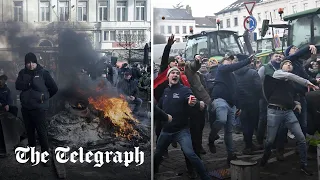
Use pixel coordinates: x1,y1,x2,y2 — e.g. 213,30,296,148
88,96,140,140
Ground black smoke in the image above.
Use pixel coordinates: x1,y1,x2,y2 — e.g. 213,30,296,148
58,29,99,85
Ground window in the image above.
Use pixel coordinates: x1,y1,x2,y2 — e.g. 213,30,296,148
220,20,223,28
175,26,179,34
303,3,308,10
160,26,164,34
292,5,297,13
13,1,23,22
265,11,268,19
40,1,50,22
98,1,108,21
234,17,238,26
59,1,69,21
77,1,87,21
135,1,145,21
183,38,187,42
183,26,187,34
257,13,261,21
117,1,127,21
227,19,230,27
176,38,180,42
273,9,277,19
103,31,116,41
317,1,320,7
168,26,172,34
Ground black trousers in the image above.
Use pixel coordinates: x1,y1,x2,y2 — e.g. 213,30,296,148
240,104,259,149
185,109,206,171
21,108,49,152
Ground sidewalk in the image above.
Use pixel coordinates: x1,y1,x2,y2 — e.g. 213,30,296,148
154,124,319,180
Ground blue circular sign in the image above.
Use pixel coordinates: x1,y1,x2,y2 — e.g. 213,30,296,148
243,16,257,32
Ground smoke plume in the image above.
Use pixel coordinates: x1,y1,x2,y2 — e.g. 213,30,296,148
153,8,167,44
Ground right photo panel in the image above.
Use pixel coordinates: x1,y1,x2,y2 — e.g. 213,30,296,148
153,0,320,179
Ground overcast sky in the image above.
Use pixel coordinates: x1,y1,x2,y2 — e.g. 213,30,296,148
153,0,236,17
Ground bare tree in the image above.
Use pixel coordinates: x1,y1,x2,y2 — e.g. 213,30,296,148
173,2,184,9
116,32,146,64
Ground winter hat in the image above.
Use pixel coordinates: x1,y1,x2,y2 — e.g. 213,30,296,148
284,45,294,57
168,56,177,64
25,52,38,65
166,67,180,77
280,60,292,69
0,74,7,81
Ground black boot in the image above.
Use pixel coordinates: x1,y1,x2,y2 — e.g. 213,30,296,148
260,152,271,167
227,154,237,166
300,165,313,176
276,149,285,162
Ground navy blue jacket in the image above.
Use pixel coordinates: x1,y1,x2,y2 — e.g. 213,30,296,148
285,45,320,95
234,66,262,108
0,85,12,107
158,83,198,133
211,57,251,106
15,65,58,110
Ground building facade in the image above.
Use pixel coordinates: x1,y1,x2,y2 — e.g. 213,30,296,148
0,0,151,54
194,16,216,34
215,0,320,39
154,8,195,43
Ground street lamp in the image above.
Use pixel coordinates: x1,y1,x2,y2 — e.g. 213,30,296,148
216,19,221,31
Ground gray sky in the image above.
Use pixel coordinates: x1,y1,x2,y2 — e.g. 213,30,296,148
153,0,236,17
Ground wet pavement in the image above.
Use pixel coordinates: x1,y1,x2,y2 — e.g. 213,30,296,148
154,124,319,180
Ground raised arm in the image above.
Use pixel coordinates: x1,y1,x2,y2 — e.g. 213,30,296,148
273,70,309,87
218,58,251,72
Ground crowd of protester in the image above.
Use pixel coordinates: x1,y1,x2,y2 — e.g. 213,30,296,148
154,34,320,179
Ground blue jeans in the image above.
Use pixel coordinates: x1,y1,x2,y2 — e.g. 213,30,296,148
210,98,236,155
154,129,211,180
129,97,142,112
264,108,307,166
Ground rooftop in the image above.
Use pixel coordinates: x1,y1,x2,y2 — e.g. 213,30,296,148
194,17,216,28
154,8,194,20
215,0,262,15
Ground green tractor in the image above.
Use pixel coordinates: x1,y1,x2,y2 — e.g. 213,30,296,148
256,7,320,63
184,30,249,62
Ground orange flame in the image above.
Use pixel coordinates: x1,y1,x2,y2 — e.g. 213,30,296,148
88,96,140,140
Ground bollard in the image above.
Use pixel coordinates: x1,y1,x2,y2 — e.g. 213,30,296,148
230,160,259,180
317,145,320,180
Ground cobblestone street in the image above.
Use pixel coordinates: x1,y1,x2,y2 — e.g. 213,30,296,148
154,124,319,180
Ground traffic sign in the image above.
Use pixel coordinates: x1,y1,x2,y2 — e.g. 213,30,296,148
243,16,257,32
244,1,256,15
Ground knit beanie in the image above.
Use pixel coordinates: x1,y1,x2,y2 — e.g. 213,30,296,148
280,60,292,69
166,67,180,77
25,52,38,65
284,45,294,57
168,56,176,64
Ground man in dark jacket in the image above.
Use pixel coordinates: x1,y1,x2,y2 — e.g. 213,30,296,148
260,60,318,175
15,52,58,166
117,71,142,113
0,75,18,116
154,67,211,180
234,65,262,154
284,45,320,137
208,54,253,164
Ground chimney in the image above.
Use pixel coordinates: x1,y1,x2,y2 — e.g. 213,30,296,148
186,5,192,15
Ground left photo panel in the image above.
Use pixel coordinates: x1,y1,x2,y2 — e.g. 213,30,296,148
0,0,151,179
